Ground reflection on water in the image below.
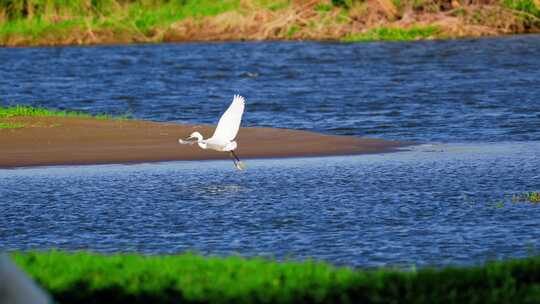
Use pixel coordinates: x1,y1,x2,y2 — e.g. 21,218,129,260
1,142,540,268
196,184,245,195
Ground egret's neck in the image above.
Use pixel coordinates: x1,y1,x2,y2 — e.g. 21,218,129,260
197,141,208,149
189,132,206,149
193,133,204,141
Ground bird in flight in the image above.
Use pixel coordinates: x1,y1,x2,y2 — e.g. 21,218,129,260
179,95,246,170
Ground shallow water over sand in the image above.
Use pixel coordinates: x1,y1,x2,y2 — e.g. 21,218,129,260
1,142,539,268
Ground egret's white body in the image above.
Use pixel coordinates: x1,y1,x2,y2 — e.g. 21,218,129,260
179,95,246,170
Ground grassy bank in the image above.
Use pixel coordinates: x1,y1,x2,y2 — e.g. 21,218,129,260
0,0,539,46
11,251,540,303
0,105,120,128
0,0,240,45
343,25,442,42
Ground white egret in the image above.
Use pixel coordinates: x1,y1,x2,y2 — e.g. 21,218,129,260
179,94,246,170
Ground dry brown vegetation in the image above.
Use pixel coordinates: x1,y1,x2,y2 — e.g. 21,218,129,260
0,0,539,46
163,0,540,42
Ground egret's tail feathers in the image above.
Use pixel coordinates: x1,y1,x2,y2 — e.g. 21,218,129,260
178,139,194,145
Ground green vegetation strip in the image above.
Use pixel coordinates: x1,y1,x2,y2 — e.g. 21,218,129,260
1,0,540,45
503,0,540,18
0,0,240,42
0,105,120,119
11,251,540,303
343,26,441,42
0,121,25,129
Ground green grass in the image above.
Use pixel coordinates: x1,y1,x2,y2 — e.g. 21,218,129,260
0,17,83,40
512,192,540,203
331,0,354,8
10,250,540,303
315,3,333,12
503,0,540,18
0,0,240,43
0,105,123,128
1,0,539,45
343,25,441,42
259,0,290,11
503,0,540,29
0,105,117,120
0,121,25,129
286,24,299,38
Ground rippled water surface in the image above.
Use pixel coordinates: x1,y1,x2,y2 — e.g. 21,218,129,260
1,143,540,267
1,35,540,142
1,37,540,267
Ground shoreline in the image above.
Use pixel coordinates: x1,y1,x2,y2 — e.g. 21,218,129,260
3,32,540,49
2,27,538,48
0,117,410,169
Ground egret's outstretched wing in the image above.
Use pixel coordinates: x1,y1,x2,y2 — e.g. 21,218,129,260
212,95,245,142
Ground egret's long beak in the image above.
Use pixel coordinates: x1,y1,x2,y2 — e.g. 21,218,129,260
179,136,196,145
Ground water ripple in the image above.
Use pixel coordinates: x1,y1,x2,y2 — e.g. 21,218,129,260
1,36,540,142
1,142,539,267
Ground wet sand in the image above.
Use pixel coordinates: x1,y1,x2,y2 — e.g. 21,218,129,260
0,117,409,168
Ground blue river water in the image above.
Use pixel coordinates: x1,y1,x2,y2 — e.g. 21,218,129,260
1,35,539,142
1,36,540,268
1,142,539,268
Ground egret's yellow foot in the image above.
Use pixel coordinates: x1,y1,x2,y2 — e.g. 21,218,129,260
235,161,246,171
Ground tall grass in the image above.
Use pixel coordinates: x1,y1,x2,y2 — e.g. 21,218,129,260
0,0,241,20
503,0,540,28
11,250,540,303
0,0,240,43
1,0,539,45
503,0,540,18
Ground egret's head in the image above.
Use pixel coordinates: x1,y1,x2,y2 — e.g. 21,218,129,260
187,131,203,141
179,131,205,145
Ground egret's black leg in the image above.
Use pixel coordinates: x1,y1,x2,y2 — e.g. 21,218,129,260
231,151,241,162
229,151,245,170
229,152,239,166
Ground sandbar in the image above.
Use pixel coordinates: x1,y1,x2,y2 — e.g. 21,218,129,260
0,117,409,168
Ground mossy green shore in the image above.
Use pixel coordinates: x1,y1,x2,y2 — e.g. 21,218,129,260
11,251,540,303
0,0,539,46
0,105,125,128
0,105,116,120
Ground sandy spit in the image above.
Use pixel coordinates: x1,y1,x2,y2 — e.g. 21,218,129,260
0,117,410,168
